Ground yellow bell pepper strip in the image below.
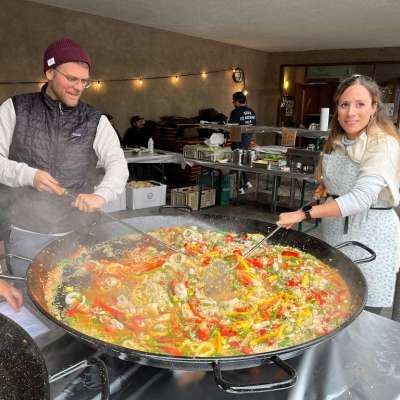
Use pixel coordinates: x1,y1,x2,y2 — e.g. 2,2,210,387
301,272,310,287
216,330,222,353
236,255,251,272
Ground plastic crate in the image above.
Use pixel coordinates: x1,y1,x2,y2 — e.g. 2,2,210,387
281,128,297,147
182,145,199,159
171,186,216,211
197,147,232,162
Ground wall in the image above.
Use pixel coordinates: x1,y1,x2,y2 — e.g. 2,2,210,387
0,0,269,135
266,48,400,125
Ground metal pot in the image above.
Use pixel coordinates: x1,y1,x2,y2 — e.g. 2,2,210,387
242,150,257,166
1,214,373,394
232,149,243,165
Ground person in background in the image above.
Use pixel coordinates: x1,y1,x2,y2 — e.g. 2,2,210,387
122,115,148,148
229,92,256,194
105,113,122,143
277,74,400,315
0,38,129,310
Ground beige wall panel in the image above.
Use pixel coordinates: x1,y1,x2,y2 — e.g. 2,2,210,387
0,0,269,136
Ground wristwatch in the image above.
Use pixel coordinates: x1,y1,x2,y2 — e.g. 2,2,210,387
302,204,313,220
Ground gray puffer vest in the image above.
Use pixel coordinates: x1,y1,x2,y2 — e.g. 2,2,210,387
8,85,102,233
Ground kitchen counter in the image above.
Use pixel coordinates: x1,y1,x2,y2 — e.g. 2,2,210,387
124,149,185,167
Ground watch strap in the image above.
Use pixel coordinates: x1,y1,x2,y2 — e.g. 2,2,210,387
301,203,313,220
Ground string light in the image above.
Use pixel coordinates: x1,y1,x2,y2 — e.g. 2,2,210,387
243,89,249,96
0,67,245,91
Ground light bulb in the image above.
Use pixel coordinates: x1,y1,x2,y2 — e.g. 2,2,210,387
201,71,208,79
138,79,143,86
243,89,248,96
96,81,101,88
175,75,179,81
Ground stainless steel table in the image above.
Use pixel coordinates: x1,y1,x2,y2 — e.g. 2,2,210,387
124,149,186,182
187,159,315,212
38,311,400,399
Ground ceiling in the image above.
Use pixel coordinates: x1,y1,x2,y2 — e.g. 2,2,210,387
30,0,400,52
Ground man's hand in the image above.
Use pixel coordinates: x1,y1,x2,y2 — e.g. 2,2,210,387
33,170,65,195
72,194,106,213
0,281,23,312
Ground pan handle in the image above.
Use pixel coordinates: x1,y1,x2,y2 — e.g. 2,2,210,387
158,205,193,213
0,273,26,282
49,357,110,399
335,241,376,264
7,253,33,263
212,355,297,394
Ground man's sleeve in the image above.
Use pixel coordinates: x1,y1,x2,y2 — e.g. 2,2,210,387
0,98,37,187
93,116,129,203
229,109,240,124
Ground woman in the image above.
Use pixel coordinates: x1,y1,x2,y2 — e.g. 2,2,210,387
277,74,400,314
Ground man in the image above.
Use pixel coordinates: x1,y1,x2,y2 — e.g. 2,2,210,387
0,38,129,310
229,91,256,194
122,115,148,148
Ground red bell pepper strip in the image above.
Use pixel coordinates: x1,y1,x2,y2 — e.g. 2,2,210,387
125,315,145,332
282,250,300,258
160,345,183,356
188,299,206,319
65,300,81,317
197,329,210,341
94,299,125,320
247,257,263,269
220,326,236,337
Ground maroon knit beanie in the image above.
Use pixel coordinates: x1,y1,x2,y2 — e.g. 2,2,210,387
43,38,91,72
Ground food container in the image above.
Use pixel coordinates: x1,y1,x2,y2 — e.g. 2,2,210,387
242,150,257,166
232,149,243,165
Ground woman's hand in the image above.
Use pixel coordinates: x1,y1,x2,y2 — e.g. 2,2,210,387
72,194,106,212
314,183,327,199
0,281,23,312
276,210,305,230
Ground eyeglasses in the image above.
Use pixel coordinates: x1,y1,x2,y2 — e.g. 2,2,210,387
54,68,92,89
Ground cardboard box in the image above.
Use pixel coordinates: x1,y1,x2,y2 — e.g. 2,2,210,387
126,181,166,210
229,126,242,142
103,189,126,213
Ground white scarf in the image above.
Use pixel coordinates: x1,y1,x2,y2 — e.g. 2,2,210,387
332,127,400,206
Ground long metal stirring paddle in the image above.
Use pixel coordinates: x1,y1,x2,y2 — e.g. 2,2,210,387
62,190,181,254
204,199,316,297
242,198,316,259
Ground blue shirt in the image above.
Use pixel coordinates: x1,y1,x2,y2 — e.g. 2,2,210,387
229,106,256,149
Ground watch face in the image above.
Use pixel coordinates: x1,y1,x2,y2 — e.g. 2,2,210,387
232,68,244,83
